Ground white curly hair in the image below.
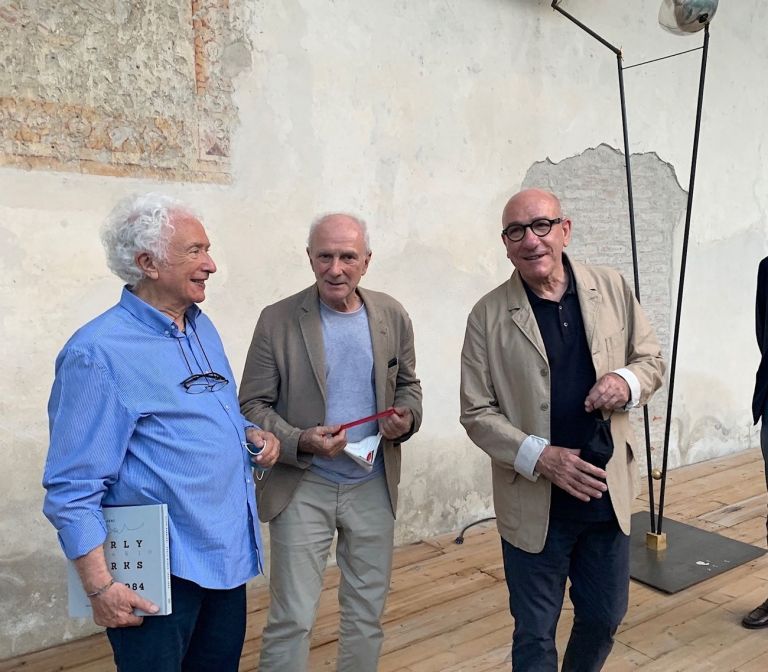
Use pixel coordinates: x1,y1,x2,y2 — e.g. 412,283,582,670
100,193,197,286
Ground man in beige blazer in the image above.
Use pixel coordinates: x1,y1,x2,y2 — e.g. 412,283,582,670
460,189,664,672
239,213,422,672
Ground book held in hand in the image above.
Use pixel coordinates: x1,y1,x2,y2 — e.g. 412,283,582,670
343,433,383,471
68,503,172,617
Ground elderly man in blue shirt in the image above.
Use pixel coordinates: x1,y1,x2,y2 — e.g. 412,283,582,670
42,193,279,672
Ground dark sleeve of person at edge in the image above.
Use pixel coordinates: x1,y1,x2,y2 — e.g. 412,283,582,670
758,258,768,352
523,272,615,522
753,257,768,424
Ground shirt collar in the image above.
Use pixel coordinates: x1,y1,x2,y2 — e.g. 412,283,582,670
118,286,202,336
522,254,577,306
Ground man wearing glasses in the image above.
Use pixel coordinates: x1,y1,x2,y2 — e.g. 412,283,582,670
43,193,280,672
239,212,422,672
460,188,665,671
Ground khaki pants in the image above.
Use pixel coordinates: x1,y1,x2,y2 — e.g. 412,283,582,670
258,471,395,672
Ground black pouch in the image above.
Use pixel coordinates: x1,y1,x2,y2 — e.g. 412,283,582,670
580,414,614,470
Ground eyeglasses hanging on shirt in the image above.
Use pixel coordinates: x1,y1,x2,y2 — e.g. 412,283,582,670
176,324,230,394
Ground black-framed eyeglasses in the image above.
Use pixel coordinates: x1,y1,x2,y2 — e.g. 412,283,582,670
180,371,229,394
502,217,563,243
177,325,230,394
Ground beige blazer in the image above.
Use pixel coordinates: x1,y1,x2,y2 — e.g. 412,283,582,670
239,285,423,522
460,260,665,553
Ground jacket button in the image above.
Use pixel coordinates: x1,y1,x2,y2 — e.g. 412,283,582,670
540,402,549,411
540,368,547,376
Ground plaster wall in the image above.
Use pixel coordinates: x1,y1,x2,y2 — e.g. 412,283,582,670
1,0,766,658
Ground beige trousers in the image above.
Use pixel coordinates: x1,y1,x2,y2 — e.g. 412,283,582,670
258,471,395,672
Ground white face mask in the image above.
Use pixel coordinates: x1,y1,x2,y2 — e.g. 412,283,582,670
343,433,383,471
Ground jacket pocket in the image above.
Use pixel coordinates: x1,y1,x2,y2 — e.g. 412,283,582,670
604,328,626,370
385,363,398,399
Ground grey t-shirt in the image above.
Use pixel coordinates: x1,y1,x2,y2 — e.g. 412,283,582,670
309,300,384,483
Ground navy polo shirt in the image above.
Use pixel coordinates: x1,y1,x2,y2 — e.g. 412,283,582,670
523,259,614,521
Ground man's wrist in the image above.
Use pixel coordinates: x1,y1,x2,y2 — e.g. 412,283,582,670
297,429,314,453
612,368,640,409
86,578,115,598
515,435,548,481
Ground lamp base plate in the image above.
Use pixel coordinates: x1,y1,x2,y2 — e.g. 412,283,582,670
630,512,765,593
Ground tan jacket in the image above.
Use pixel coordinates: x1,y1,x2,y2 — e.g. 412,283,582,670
460,260,665,552
239,285,423,522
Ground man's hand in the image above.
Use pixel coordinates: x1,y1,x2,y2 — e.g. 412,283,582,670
379,406,413,440
584,373,630,412
74,546,158,628
90,581,159,628
245,428,281,468
535,445,608,502
298,425,347,458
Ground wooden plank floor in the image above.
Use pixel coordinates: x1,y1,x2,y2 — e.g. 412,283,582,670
4,448,768,671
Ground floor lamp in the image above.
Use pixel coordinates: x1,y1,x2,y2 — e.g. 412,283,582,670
550,0,765,592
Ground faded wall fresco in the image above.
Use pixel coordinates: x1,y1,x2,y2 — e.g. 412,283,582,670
0,0,251,182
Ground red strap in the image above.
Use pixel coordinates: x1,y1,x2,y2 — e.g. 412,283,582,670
338,408,396,431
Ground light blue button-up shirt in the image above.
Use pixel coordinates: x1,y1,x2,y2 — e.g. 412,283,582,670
43,287,262,589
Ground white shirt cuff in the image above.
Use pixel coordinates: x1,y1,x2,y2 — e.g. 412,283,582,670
613,368,640,409
514,434,549,481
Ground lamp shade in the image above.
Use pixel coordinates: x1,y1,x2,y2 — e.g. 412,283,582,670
659,0,718,34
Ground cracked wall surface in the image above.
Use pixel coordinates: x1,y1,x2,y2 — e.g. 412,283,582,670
0,0,251,182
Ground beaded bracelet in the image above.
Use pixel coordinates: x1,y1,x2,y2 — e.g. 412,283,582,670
86,578,115,598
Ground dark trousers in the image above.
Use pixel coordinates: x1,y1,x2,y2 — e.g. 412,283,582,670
501,517,630,672
106,576,247,672
761,406,768,544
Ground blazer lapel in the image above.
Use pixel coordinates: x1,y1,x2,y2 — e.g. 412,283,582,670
570,260,601,355
508,272,548,363
299,286,327,402
359,288,388,412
